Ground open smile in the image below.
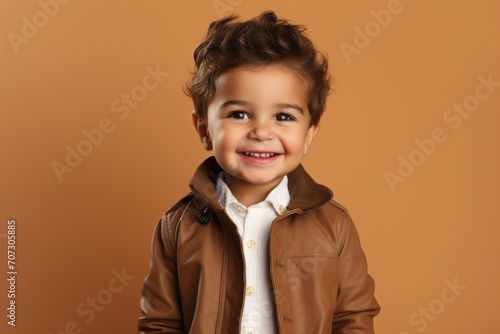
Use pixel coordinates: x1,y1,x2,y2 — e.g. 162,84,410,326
238,151,281,163
242,152,276,158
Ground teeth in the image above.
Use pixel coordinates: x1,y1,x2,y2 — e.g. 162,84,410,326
244,152,275,158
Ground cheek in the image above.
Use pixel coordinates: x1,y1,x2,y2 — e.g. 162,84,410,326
281,134,308,155
212,128,238,152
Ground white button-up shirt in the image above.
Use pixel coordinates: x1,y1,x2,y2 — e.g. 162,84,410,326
215,172,291,334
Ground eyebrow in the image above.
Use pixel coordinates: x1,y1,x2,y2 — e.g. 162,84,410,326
275,103,304,114
219,100,250,109
219,100,304,114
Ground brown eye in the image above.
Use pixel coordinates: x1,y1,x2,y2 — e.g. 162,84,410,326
228,111,249,119
275,113,294,121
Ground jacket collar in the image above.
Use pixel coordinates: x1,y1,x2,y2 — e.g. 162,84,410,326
189,156,333,213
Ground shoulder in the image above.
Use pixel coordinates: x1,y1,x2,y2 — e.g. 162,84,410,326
153,193,212,255
324,199,349,213
161,192,214,230
157,194,196,245
162,193,208,227
309,198,349,223
164,193,196,216
299,199,353,249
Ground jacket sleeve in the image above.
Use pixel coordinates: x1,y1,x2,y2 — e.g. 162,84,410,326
138,212,184,333
332,213,380,333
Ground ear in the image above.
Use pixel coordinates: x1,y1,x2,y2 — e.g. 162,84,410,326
303,124,319,156
192,111,213,151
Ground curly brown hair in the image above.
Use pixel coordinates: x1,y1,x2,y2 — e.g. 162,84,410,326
186,11,331,126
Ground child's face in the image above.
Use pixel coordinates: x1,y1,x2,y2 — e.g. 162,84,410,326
193,64,318,192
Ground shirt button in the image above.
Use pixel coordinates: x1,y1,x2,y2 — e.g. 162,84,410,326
278,205,286,214
246,287,254,296
247,240,256,249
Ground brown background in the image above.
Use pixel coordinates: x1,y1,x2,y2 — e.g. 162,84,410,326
1,0,499,333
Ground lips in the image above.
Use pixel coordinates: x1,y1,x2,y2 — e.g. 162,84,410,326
242,152,276,158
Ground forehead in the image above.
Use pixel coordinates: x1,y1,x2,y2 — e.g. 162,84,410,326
212,64,309,103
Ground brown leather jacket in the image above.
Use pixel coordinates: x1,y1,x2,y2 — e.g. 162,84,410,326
139,157,380,333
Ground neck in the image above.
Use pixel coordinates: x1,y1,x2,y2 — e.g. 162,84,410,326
225,175,283,207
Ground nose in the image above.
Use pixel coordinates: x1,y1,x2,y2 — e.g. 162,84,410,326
248,120,274,141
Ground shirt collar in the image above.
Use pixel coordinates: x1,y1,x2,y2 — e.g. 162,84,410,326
215,172,290,216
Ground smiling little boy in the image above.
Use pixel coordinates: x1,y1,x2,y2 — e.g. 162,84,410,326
139,11,380,334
